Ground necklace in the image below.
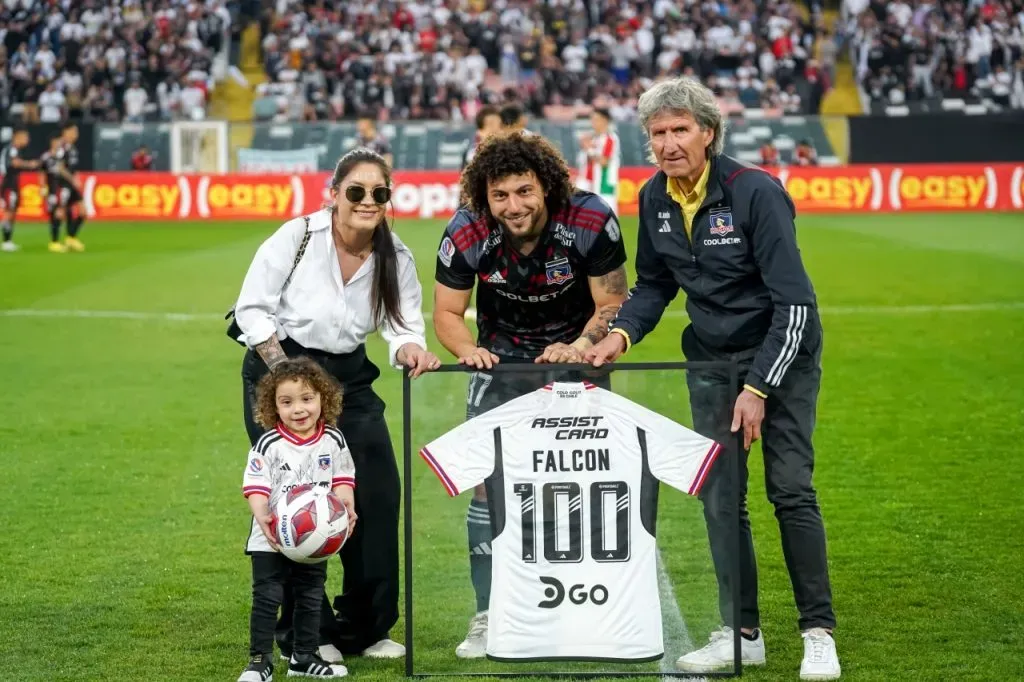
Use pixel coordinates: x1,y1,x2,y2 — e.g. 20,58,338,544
332,223,373,260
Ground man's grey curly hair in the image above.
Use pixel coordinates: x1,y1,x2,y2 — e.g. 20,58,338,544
637,77,727,160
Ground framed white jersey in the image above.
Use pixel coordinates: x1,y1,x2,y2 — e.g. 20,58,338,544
420,381,721,662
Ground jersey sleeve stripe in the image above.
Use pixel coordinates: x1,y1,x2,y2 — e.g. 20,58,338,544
766,305,807,387
243,485,272,498
255,432,283,455
687,442,723,496
325,429,347,452
451,217,489,250
332,476,356,488
575,206,610,221
419,447,459,496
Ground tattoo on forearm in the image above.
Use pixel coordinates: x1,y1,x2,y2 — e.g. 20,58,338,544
255,337,287,368
599,267,628,296
582,304,622,345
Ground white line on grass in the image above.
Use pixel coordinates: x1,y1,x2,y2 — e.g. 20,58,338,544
657,547,704,681
0,308,224,321
1,301,1022,324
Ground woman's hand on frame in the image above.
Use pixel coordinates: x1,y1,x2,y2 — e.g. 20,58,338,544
397,342,442,379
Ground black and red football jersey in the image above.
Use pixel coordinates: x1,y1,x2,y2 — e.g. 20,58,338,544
435,191,626,361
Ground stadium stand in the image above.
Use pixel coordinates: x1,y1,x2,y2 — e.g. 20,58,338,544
0,0,234,124
843,0,1024,116
251,0,834,123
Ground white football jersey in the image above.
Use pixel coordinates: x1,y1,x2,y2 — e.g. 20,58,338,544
420,381,721,662
577,131,621,213
242,422,356,553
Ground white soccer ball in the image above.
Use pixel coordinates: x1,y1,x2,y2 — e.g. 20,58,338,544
273,484,350,564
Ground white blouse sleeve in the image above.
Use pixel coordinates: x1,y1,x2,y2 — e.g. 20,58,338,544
381,249,429,369
233,218,306,349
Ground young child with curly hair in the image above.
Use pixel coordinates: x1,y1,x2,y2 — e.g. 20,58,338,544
239,357,357,681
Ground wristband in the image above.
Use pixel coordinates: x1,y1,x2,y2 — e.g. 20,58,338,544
610,327,632,352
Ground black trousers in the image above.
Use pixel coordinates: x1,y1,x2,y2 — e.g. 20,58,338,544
242,340,400,654
682,325,836,632
249,552,327,657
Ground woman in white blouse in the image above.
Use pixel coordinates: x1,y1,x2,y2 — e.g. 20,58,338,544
233,148,439,661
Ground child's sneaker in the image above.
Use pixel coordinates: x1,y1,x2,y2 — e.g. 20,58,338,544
238,653,274,682
287,652,347,678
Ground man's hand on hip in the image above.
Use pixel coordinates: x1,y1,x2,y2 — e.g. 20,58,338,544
731,389,765,450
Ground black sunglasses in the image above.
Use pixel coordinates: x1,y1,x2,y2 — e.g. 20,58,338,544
344,185,391,205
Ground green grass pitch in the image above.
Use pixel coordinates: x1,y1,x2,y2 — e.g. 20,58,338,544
1,213,1022,681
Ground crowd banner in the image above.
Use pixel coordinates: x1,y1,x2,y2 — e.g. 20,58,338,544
8,164,1024,221
237,147,320,173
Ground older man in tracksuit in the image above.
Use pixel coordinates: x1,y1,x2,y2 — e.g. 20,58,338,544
586,77,841,682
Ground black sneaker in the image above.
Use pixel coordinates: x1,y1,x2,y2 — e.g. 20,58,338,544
238,653,274,682
287,652,348,678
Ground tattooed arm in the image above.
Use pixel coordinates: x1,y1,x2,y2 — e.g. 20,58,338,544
255,337,288,369
571,265,629,352
537,266,628,364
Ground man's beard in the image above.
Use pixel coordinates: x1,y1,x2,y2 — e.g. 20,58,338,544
499,212,545,250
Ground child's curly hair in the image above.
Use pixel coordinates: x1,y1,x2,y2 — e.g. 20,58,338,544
460,132,575,223
254,357,343,430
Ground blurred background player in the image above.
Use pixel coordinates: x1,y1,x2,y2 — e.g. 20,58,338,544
355,115,394,168
499,103,531,135
433,133,628,658
461,106,502,170
576,108,622,215
794,139,819,166
0,128,38,252
760,141,780,167
60,123,86,252
131,145,154,171
40,134,71,253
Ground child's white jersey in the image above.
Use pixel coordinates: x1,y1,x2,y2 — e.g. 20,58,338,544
242,422,356,553
420,381,721,662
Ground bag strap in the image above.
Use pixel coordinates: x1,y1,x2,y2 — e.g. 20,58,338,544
281,214,312,290
225,215,311,321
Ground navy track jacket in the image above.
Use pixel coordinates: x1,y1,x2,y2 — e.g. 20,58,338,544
610,154,821,395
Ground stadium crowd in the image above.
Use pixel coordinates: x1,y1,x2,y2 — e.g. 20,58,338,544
843,0,1024,109
0,0,233,124
253,0,835,123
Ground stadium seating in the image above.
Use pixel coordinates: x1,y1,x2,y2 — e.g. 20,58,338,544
845,0,1024,116
0,0,228,125
253,0,833,122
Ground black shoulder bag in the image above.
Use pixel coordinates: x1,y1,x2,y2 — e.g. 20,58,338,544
225,215,312,347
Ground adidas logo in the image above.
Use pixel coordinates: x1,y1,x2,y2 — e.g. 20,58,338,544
659,220,671,233
279,463,292,471
486,271,506,284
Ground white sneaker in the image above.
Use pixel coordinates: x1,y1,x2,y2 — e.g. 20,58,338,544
318,644,344,664
800,628,841,680
675,627,766,672
455,611,488,659
360,638,405,658
1,241,18,252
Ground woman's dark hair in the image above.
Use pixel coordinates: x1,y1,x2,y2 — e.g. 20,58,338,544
254,356,343,430
329,148,405,329
460,133,575,222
